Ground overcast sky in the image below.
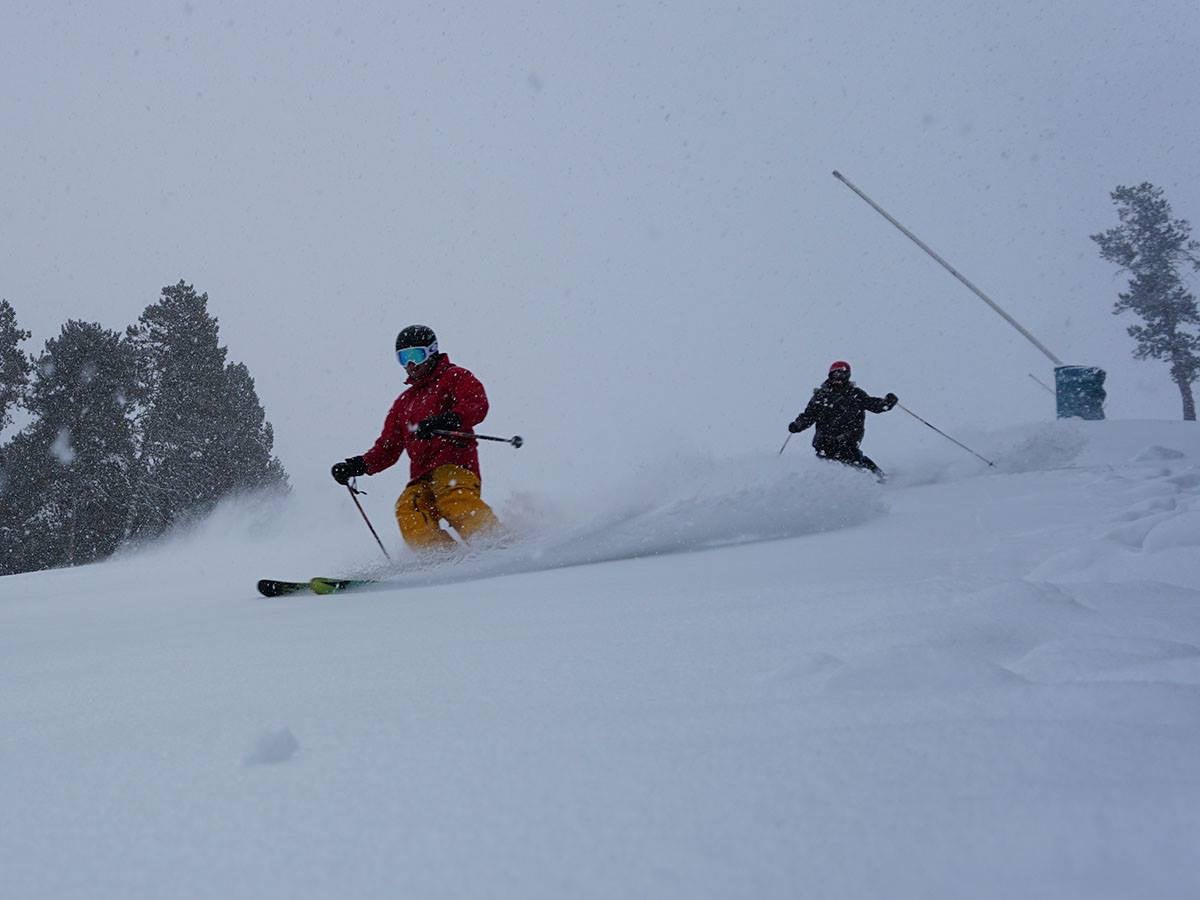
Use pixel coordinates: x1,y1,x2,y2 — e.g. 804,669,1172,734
3,0,1197,501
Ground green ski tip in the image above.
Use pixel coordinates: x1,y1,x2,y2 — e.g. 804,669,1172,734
309,577,373,595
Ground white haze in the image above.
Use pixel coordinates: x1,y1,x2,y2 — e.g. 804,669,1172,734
2,0,1197,508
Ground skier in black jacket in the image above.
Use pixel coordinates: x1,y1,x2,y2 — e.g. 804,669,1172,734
788,360,897,477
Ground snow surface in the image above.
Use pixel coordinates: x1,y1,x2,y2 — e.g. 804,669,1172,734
2,420,1199,899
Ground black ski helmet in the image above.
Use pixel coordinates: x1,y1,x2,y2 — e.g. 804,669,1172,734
395,324,437,352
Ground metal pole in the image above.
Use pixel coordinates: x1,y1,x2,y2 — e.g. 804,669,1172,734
778,434,793,455
832,170,1064,366
1028,372,1054,395
345,482,391,559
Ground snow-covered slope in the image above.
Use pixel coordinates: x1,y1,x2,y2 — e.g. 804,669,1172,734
2,420,1199,899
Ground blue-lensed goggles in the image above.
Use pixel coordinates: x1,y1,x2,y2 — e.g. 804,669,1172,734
397,343,437,367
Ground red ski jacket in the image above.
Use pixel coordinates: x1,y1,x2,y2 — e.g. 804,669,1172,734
362,354,489,484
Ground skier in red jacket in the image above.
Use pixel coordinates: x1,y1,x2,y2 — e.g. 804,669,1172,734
331,325,501,551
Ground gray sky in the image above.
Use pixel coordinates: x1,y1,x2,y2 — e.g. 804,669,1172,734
3,0,1197,498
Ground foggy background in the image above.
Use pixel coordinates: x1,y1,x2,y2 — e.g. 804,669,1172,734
3,0,1197,509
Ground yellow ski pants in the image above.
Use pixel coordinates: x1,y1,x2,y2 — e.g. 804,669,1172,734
395,464,500,550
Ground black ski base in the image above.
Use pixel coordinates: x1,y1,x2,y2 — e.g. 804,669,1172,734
256,577,373,597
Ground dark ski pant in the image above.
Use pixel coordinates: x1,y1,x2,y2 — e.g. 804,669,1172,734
815,442,883,478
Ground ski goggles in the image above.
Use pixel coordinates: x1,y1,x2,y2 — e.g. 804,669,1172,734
396,342,437,367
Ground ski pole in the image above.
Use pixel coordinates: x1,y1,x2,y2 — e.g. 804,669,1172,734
434,430,524,448
898,403,996,467
1028,372,1054,395
345,481,391,559
778,434,793,455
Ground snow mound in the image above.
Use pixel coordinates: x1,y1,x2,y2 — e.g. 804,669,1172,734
992,422,1087,473
819,581,1092,694
883,420,1085,486
1133,445,1186,462
1143,510,1200,552
1029,452,1200,589
1008,635,1200,684
886,420,1197,489
826,644,1023,692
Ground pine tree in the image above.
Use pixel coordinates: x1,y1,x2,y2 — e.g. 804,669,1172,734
126,280,288,536
0,430,58,574
217,361,290,495
1092,183,1200,421
0,321,139,573
0,299,33,434
1,282,289,574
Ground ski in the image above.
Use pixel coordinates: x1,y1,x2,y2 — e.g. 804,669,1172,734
310,576,374,595
257,579,311,597
256,577,374,598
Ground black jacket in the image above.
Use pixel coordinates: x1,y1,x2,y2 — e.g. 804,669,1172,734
791,380,894,450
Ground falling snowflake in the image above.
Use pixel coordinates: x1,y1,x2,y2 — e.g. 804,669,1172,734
51,428,76,465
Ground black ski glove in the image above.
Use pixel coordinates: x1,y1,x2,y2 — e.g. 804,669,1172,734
788,419,806,434
414,411,462,440
331,455,367,485
884,393,898,410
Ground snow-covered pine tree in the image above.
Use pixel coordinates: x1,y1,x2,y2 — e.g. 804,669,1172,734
0,321,138,573
216,361,290,496
125,280,288,538
0,299,33,434
1092,183,1200,421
